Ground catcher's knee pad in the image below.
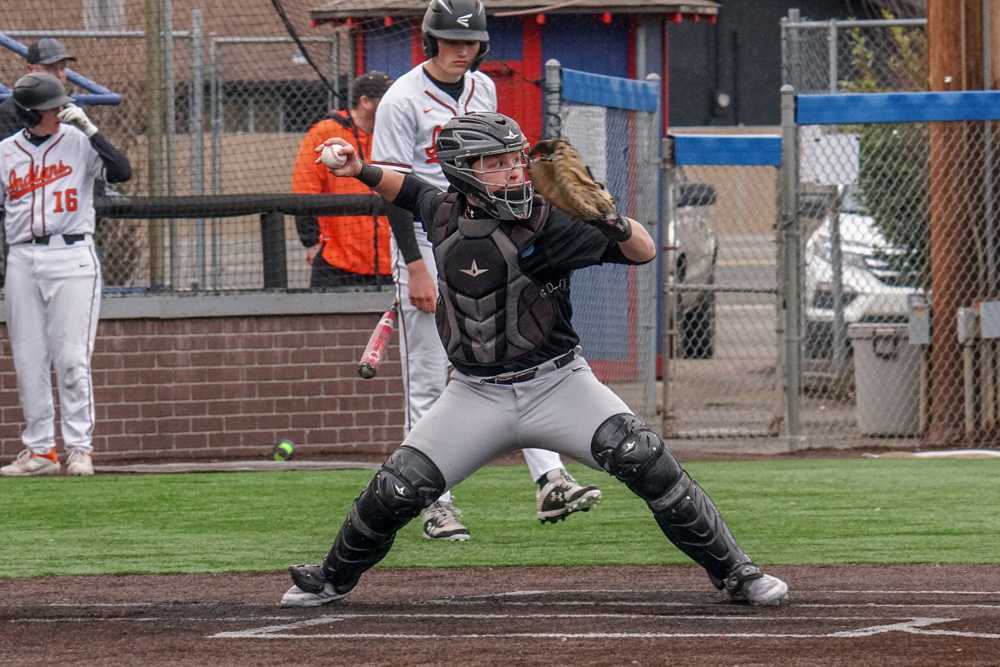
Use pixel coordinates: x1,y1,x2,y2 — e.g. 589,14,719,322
357,446,446,529
323,447,445,591
590,413,684,501
591,413,750,582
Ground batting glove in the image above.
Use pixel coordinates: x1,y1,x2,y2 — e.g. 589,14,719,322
58,104,99,137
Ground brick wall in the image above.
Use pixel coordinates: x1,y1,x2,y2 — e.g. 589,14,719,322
0,311,405,463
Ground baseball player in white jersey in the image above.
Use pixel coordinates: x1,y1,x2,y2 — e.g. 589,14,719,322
370,0,601,541
0,72,131,477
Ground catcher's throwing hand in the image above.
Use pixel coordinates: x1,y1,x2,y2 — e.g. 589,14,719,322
314,137,363,177
57,104,99,137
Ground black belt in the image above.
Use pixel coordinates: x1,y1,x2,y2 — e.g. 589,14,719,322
26,233,87,246
479,350,577,385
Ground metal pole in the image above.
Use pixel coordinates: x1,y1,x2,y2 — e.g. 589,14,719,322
347,30,356,110
543,59,561,139
780,84,802,446
163,0,178,287
985,0,998,426
334,30,342,111
209,37,223,288
641,74,660,425
329,35,337,111
191,9,206,290
260,211,288,289
660,136,676,438
145,0,166,288
984,0,997,293
831,186,847,375
828,19,838,92
786,8,802,89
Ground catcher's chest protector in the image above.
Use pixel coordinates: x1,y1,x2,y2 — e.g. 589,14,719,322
430,195,556,367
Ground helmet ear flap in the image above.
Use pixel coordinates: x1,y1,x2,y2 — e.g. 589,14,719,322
471,42,489,71
13,101,41,128
422,34,438,59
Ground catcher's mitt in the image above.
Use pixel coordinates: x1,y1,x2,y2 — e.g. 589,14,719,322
529,139,616,221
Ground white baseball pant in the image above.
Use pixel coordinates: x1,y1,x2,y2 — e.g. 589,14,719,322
4,236,101,453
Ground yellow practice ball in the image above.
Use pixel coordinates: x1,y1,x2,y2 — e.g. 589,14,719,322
273,439,296,461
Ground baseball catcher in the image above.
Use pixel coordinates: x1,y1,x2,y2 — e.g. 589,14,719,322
281,112,789,609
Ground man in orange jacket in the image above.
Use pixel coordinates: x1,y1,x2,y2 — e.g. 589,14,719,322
292,71,394,288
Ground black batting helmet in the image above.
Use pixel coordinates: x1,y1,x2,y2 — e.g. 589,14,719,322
13,72,72,127
422,0,490,71
436,112,533,221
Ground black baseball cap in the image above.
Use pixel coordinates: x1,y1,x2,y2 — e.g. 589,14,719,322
353,71,393,100
27,38,77,65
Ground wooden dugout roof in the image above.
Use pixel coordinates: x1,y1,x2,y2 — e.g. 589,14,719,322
310,0,720,20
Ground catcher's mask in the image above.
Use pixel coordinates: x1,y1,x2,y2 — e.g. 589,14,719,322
12,72,72,128
422,0,490,71
436,112,534,221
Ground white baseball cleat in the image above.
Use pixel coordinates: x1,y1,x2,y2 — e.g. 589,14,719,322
421,500,471,541
720,564,789,606
281,583,349,608
537,469,602,523
1,449,60,477
66,449,94,476
281,564,353,607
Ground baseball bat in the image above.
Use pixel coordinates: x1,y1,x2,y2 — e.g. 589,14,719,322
358,304,398,379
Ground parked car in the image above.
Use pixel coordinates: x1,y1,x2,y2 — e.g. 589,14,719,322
803,185,923,360
668,182,719,359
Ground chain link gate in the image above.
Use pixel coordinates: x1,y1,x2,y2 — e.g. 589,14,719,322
785,87,1000,448
662,134,785,443
542,61,660,426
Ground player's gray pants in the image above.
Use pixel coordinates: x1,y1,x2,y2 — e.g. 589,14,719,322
4,238,101,453
391,225,565,487
402,350,629,488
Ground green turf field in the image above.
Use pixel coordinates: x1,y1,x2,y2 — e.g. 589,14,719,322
2,458,998,578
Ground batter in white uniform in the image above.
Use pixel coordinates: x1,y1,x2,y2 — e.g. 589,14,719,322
0,72,131,477
371,0,601,540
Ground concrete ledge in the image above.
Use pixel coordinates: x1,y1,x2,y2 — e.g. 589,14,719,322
95,460,380,474
0,290,395,322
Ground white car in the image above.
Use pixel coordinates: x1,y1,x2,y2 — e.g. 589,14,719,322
803,186,923,360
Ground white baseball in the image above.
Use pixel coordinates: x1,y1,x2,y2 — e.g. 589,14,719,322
320,144,349,169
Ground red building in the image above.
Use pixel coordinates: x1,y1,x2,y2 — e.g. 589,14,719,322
309,0,720,142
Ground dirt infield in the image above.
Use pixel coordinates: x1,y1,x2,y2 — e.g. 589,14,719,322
3,565,999,666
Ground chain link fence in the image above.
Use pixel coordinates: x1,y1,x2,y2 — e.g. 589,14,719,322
1,1,544,294
781,10,927,94
664,133,784,441
786,88,1000,449
544,62,660,425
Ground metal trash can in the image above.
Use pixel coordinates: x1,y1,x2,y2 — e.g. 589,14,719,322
847,324,921,436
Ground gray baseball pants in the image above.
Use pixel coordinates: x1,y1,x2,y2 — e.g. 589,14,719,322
402,350,630,489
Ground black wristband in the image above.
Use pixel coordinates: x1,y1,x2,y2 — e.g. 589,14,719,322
598,214,632,242
357,163,383,188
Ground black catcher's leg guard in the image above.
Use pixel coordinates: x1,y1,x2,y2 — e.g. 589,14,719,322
292,446,445,595
591,413,753,585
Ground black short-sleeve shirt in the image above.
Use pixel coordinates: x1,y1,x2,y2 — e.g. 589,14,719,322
406,178,647,376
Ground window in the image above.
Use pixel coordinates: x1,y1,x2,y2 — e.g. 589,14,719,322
82,0,127,31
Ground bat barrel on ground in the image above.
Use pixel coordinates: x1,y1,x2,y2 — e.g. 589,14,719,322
359,305,398,379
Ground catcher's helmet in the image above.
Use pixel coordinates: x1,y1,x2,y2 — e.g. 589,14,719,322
422,0,490,71
436,112,533,221
12,72,72,127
